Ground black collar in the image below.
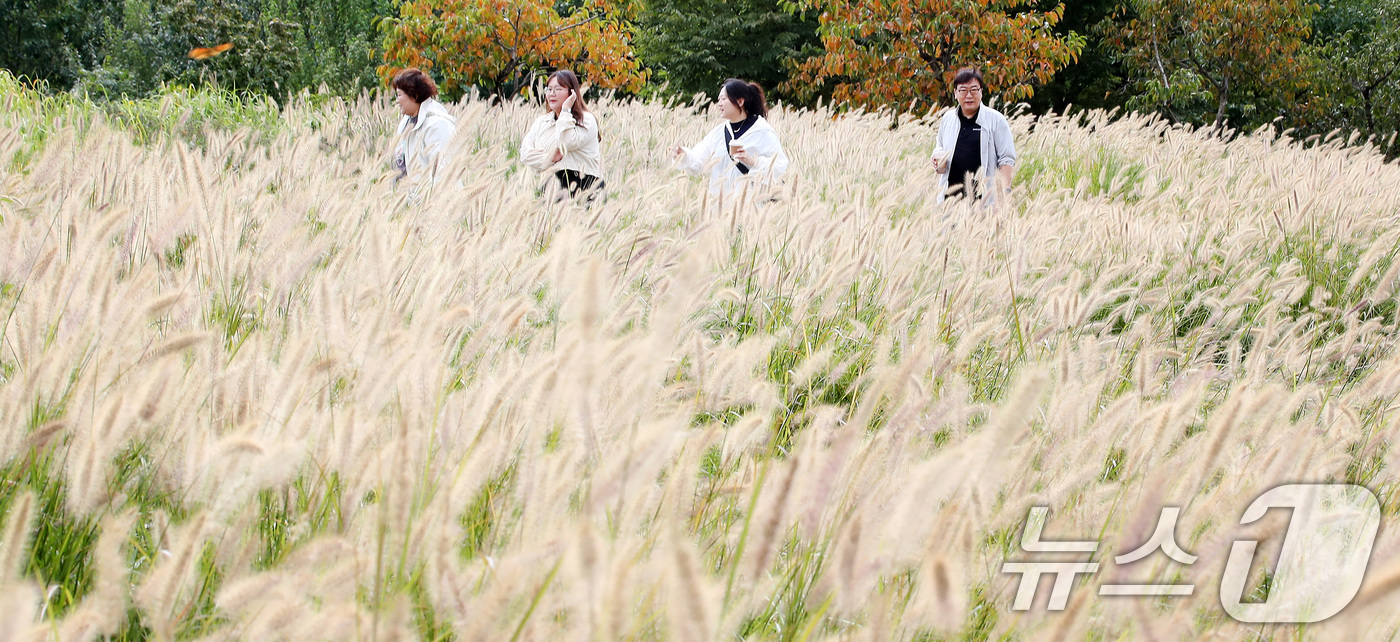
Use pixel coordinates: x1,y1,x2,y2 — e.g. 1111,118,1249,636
727,113,760,140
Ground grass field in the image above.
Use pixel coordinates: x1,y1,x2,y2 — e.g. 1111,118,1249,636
4,72,1400,640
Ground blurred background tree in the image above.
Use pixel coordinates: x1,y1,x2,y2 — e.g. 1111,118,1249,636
1300,0,1400,151
2,0,1397,157
260,0,396,93
1023,0,1125,114
379,0,647,101
4,0,386,99
0,0,121,90
87,0,299,97
782,0,1085,113
633,0,822,106
1100,0,1316,133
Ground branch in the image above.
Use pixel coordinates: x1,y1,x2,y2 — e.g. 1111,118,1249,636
1367,51,1400,91
1149,20,1171,91
511,7,524,58
532,14,601,48
1182,46,1225,94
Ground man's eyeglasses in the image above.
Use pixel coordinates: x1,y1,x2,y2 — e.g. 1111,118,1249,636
954,85,982,96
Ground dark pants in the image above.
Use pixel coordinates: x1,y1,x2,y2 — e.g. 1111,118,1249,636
554,170,604,196
946,173,983,199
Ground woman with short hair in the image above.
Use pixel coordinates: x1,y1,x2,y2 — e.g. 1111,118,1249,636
391,68,457,190
672,78,789,196
520,70,604,199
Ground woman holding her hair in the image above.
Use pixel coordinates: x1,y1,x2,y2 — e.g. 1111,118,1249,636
672,79,789,195
520,70,604,198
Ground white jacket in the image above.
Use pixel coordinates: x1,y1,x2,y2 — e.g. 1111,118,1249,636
520,111,603,178
933,103,1016,204
677,116,789,195
394,97,457,189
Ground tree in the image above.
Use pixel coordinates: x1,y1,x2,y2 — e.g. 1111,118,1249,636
1300,0,1400,152
635,0,821,105
262,0,398,93
379,0,647,100
0,0,121,90
87,0,301,98
1024,0,1127,114
1101,0,1316,133
783,0,1084,113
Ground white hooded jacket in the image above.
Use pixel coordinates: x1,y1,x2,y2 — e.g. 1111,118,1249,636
677,115,789,195
394,97,457,190
520,110,603,179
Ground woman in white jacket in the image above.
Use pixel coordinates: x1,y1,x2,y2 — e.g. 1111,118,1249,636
519,70,604,199
672,79,789,196
392,68,457,192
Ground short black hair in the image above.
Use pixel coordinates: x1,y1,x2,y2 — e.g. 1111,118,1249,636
952,67,985,91
391,68,438,104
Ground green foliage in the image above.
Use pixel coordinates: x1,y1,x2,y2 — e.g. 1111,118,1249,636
208,276,264,355
0,448,101,619
261,0,397,93
1301,0,1400,155
0,0,121,91
100,85,283,145
0,70,283,172
1,0,392,100
1015,144,1149,201
86,0,300,98
735,537,827,639
459,465,517,561
1100,0,1317,132
634,0,822,105
83,0,192,97
1025,0,1128,114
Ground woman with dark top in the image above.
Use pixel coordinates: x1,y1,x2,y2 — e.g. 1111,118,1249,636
520,70,604,199
672,79,789,195
931,67,1017,204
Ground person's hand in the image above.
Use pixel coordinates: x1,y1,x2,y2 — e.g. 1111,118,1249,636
551,149,564,164
733,147,755,166
931,152,950,174
672,145,686,161
561,90,578,114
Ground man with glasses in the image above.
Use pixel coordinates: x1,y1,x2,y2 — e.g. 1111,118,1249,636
931,67,1017,205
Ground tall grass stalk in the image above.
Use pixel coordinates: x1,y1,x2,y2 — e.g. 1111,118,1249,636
2,73,1400,640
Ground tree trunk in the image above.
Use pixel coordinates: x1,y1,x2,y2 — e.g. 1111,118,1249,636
1213,75,1230,136
1362,86,1376,134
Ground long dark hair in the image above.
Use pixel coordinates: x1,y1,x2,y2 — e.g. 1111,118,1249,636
721,78,767,118
546,69,599,140
547,70,589,123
